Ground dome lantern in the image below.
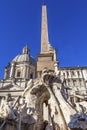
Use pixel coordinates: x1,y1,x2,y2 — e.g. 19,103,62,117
22,45,30,54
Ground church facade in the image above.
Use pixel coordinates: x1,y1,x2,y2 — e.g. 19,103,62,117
0,4,87,130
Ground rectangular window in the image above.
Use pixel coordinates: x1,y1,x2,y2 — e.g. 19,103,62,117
71,71,75,76
17,71,21,77
30,73,33,79
77,71,80,76
67,72,69,76
73,79,76,86
68,79,70,86
63,73,65,77
79,79,84,87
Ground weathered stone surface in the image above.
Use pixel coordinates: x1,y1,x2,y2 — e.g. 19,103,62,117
0,3,87,130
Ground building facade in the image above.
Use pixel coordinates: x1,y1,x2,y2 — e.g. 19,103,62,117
0,4,87,130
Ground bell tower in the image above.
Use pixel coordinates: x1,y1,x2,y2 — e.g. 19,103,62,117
37,4,58,77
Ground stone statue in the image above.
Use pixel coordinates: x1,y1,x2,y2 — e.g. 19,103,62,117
0,94,16,119
0,68,86,130
45,124,53,130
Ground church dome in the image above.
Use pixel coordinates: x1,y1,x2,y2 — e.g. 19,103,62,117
12,45,36,64
12,54,29,62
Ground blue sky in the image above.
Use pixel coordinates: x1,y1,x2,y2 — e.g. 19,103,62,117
0,0,87,79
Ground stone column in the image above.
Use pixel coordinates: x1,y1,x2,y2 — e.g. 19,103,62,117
4,67,8,79
23,64,29,79
54,62,58,74
10,62,15,78
54,49,57,61
26,66,29,79
23,64,27,79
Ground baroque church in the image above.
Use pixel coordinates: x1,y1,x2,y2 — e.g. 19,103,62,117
0,4,87,130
